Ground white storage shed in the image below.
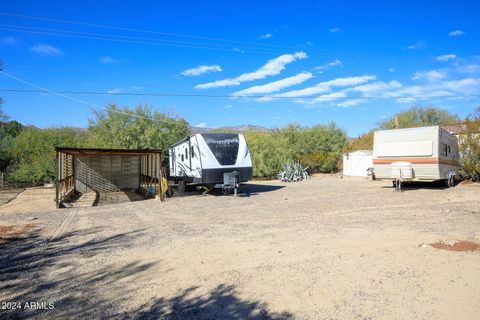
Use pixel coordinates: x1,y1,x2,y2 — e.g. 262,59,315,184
342,150,373,177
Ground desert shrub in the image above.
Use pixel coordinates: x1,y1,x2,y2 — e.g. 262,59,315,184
88,103,190,153
8,127,89,184
380,106,459,129
299,152,340,173
244,123,348,178
244,131,292,178
459,117,480,181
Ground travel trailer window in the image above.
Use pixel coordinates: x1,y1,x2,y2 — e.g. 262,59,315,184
441,144,448,157
185,148,188,160
202,133,239,165
190,146,195,158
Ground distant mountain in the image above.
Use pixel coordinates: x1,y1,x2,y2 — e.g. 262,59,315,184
190,124,270,133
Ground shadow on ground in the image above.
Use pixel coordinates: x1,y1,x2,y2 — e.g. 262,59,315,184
173,183,285,198
381,180,450,191
127,284,293,320
1,225,292,319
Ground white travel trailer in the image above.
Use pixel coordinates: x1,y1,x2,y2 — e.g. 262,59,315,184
169,133,253,193
373,126,459,188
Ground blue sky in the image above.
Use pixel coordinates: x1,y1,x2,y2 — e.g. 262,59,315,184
0,0,479,136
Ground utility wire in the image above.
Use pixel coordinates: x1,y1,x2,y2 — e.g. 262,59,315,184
0,88,479,100
0,70,188,125
0,12,429,61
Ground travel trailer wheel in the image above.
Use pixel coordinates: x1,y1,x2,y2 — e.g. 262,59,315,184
177,180,186,194
446,175,455,188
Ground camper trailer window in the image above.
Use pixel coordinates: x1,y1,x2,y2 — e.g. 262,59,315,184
185,148,188,160
202,133,239,165
191,146,195,158
448,145,451,154
441,144,448,157
181,154,184,162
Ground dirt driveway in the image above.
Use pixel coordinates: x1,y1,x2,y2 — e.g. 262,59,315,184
1,175,479,319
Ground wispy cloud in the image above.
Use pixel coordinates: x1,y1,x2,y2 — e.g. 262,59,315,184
1,36,17,47
349,81,402,94
337,99,365,107
388,67,395,73
412,70,446,82
30,44,62,55
181,64,222,77
232,72,313,96
99,56,121,64
224,105,233,109
449,30,465,37
314,59,343,73
330,27,340,33
107,88,126,94
194,122,207,128
195,52,307,89
107,86,143,94
436,54,456,62
270,75,376,99
406,41,427,50
259,33,273,39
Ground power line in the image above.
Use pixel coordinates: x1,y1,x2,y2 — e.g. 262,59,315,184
0,70,189,126
0,12,428,62
0,88,479,100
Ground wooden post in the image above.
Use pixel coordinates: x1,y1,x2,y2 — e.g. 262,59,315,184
394,115,399,129
55,151,60,208
157,152,164,201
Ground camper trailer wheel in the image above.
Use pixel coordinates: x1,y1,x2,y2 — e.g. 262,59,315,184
177,180,186,194
446,175,455,188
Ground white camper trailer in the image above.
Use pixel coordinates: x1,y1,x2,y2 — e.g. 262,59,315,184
169,133,253,193
373,126,459,187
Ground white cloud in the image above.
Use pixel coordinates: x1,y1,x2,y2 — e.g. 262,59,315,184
449,30,465,37
194,122,207,128
388,67,395,73
406,41,427,50
100,56,121,64
181,64,222,77
107,88,126,94
1,36,17,46
337,99,364,107
195,51,307,89
259,33,272,39
349,80,402,94
330,27,340,33
412,70,446,82
309,90,348,104
436,54,457,62
232,72,313,96
441,78,480,94
30,44,62,55
270,75,376,99
224,105,233,108
314,59,343,73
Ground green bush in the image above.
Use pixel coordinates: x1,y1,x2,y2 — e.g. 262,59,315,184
299,152,340,173
459,117,480,181
9,127,89,184
244,123,348,178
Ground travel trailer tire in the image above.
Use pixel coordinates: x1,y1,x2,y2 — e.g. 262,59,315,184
177,180,186,194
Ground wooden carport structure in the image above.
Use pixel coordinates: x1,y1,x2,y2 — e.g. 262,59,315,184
55,147,165,208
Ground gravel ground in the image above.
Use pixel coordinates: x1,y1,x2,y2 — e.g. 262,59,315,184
0,175,479,319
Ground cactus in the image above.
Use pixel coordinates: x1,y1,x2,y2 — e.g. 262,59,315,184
278,161,310,182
